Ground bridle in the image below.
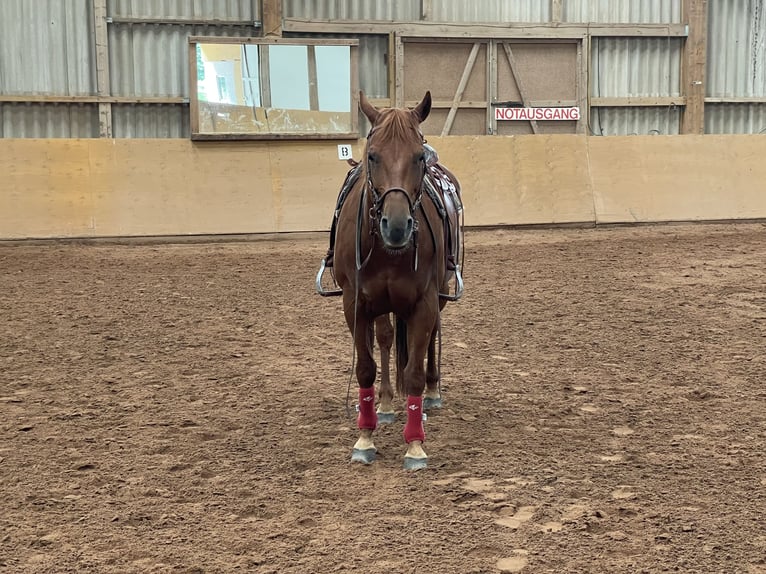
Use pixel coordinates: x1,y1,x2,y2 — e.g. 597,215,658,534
356,126,427,271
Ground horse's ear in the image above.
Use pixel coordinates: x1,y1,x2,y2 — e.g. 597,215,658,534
412,91,432,124
359,91,380,124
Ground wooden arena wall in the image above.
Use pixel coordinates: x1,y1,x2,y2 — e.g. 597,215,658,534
1,135,765,239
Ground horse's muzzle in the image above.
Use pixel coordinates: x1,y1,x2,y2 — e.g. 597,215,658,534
380,213,414,249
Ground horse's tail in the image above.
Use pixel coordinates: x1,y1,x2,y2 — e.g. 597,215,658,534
395,316,408,396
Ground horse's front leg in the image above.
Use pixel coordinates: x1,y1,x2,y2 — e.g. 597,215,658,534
402,301,439,470
375,314,396,424
344,300,378,464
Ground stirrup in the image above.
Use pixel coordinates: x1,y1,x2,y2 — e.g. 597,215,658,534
315,258,343,297
439,265,464,301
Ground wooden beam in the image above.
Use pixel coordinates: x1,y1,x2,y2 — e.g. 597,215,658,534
501,43,538,134
405,99,577,108
681,0,707,134
551,0,563,23
441,43,481,136
188,36,358,47
190,132,359,141
109,17,259,27
283,18,688,38
0,95,189,104
591,96,687,107
704,96,766,103
93,0,112,137
262,0,282,37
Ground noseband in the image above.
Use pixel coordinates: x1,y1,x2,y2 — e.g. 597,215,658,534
366,184,422,234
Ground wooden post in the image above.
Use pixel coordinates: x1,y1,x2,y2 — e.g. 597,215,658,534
188,41,200,136
681,0,707,134
307,45,318,110
551,0,563,23
576,36,588,135
421,0,432,20
262,0,282,37
487,41,497,134
388,32,396,104
93,0,112,137
395,35,404,108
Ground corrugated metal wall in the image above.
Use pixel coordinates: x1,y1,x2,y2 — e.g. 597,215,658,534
283,0,418,21
564,0,681,23
592,37,682,134
1,0,764,137
0,0,96,96
426,1,549,22
706,0,766,133
108,0,260,20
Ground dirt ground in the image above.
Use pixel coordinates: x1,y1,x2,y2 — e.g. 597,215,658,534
1,223,765,574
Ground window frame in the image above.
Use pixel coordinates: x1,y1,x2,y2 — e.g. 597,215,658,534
188,36,360,141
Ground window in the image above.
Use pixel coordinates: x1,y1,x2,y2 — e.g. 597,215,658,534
189,37,359,140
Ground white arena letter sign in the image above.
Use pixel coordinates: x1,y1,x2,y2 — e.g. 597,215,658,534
337,144,353,160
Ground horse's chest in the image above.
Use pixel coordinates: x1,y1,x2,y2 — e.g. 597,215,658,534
360,272,424,315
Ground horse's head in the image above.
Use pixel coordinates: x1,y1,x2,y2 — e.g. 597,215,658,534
360,91,431,251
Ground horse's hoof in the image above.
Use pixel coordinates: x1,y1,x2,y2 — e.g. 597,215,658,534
351,448,377,465
423,396,442,410
403,456,428,471
377,411,396,424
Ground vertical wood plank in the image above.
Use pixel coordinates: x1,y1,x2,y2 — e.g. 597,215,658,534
421,0,432,20
93,0,112,137
259,45,272,108
441,42,480,136
487,41,498,134
576,37,588,134
188,42,200,135
551,0,563,22
395,35,405,108
681,0,707,134
262,0,283,37
350,44,360,134
307,45,318,110
387,32,396,104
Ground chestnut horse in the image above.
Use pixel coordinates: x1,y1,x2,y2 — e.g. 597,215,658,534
318,91,463,469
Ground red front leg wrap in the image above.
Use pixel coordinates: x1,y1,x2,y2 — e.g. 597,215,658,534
357,387,377,430
403,395,425,443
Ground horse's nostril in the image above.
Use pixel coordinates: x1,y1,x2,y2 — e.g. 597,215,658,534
406,217,414,232
381,217,389,230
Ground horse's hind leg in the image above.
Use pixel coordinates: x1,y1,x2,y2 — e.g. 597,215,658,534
424,325,442,410
375,314,396,424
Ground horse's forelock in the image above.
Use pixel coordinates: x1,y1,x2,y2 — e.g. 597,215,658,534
373,108,422,146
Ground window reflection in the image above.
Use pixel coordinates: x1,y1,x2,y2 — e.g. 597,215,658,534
192,40,356,138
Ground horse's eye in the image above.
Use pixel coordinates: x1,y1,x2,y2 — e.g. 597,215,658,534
368,153,377,163
417,153,426,164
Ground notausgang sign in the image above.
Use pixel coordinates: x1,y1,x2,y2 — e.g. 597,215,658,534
495,107,581,121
